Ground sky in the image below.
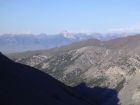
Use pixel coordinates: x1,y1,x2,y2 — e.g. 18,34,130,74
0,0,140,35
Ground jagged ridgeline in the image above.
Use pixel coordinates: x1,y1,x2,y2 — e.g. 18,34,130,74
0,32,134,54
7,34,140,105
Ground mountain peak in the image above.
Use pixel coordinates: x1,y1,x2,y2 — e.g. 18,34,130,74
61,30,68,36
60,30,76,39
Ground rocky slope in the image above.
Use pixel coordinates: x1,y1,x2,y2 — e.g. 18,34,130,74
7,34,140,105
0,52,98,105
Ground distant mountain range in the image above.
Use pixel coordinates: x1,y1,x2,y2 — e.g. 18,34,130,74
0,30,135,53
7,34,140,105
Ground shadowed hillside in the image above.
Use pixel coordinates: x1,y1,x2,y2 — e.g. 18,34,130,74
74,83,119,105
0,52,98,105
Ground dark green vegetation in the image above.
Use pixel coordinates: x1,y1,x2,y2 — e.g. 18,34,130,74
87,77,107,87
114,78,126,92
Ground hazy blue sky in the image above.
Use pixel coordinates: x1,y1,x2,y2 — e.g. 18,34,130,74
0,0,140,35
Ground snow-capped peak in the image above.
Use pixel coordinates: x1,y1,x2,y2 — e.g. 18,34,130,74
61,30,75,39
61,30,68,36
